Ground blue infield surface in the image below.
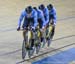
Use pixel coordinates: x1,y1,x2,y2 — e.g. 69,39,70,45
32,48,75,64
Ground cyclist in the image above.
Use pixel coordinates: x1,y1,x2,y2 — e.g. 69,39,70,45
33,7,45,46
38,4,49,28
33,7,45,29
47,4,57,40
38,4,49,47
17,6,38,49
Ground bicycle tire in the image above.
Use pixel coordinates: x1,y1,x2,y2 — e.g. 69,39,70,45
22,40,26,59
28,39,34,58
36,44,40,54
35,34,41,54
47,39,51,47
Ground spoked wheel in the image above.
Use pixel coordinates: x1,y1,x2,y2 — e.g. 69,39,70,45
28,39,34,58
22,40,26,59
47,38,52,47
36,44,40,54
35,38,41,54
41,38,46,48
41,31,46,48
28,49,33,58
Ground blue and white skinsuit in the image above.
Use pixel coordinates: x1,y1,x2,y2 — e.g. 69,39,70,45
18,9,38,29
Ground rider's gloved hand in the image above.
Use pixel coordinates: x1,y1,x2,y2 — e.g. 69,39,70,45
32,26,35,30
17,27,20,31
32,26,35,32
42,26,45,29
23,27,27,30
42,26,45,31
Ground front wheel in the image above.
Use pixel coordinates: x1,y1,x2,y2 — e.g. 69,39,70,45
28,39,35,58
35,38,41,54
47,39,52,47
35,45,40,54
22,40,26,59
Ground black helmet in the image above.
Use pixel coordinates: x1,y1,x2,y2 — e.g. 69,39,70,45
33,7,37,11
47,4,53,10
38,4,45,10
25,6,33,14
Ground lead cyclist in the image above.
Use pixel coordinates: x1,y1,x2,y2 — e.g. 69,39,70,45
17,6,38,49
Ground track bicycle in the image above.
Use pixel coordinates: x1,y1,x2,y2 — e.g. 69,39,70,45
21,25,34,59
34,25,41,54
46,23,53,47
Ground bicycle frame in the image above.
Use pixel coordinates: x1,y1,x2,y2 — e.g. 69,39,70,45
49,25,53,34
21,26,34,59
20,26,33,48
37,25,41,38
46,24,53,38
27,30,32,45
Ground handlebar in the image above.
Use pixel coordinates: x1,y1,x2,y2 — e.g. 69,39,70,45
19,27,35,32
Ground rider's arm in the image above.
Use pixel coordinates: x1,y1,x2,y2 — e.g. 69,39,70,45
18,10,25,27
45,8,49,25
40,11,45,27
51,7,56,15
51,8,57,25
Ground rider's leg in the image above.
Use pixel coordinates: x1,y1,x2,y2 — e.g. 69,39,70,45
23,31,26,40
47,26,55,47
40,22,46,47
22,18,29,40
39,21,44,43
38,19,44,43
41,30,46,47
31,31,35,48
30,18,35,49
49,17,55,39
50,25,55,39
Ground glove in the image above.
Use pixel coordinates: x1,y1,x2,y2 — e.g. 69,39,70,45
32,27,35,32
42,26,45,29
17,27,20,31
32,26,35,30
